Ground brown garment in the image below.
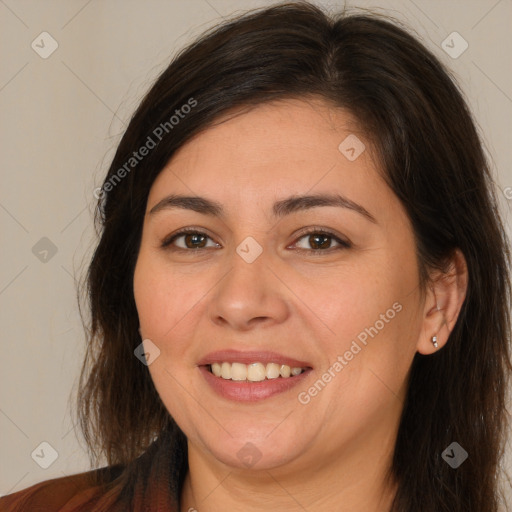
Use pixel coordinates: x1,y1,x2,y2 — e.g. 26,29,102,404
0,432,183,511
0,468,118,511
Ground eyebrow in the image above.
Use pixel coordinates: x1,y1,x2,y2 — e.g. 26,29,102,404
149,193,377,224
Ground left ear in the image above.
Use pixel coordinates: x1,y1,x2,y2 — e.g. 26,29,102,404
416,248,468,355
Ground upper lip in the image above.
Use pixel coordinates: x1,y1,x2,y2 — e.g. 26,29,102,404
197,349,312,368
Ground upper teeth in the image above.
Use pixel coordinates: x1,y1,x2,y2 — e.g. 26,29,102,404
210,362,305,381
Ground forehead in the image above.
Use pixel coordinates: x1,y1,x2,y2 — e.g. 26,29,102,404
146,98,399,223
171,98,367,164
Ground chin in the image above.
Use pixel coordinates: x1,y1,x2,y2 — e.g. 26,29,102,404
204,437,304,471
181,419,308,470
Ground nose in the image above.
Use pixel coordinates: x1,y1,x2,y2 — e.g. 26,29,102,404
207,244,290,331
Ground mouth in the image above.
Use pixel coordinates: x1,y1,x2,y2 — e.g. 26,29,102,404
197,350,313,402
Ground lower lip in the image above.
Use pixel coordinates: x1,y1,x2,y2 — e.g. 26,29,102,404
199,366,312,402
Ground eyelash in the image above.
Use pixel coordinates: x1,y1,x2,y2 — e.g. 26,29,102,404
160,227,352,254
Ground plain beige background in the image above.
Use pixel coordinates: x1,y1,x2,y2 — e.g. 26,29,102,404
1,0,511,506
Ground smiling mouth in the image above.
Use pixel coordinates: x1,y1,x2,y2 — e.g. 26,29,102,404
207,362,310,382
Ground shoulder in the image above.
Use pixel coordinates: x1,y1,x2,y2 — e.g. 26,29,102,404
0,465,124,512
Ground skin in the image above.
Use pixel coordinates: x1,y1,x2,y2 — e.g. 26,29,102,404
133,98,468,511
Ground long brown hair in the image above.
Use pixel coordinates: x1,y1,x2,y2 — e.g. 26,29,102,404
76,2,512,510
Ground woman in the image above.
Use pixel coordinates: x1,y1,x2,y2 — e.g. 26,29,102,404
1,2,510,511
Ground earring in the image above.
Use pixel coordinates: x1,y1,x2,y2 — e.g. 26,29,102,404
432,335,438,348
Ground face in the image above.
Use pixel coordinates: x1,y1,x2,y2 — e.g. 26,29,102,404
133,98,425,474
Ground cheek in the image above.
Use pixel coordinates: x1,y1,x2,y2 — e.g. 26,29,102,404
134,250,199,342
133,252,202,421
134,256,170,337
307,246,421,381
302,266,409,353
322,263,421,410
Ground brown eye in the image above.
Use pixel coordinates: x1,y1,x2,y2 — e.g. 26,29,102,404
306,233,331,250
162,230,219,250
293,229,351,252
181,232,207,249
